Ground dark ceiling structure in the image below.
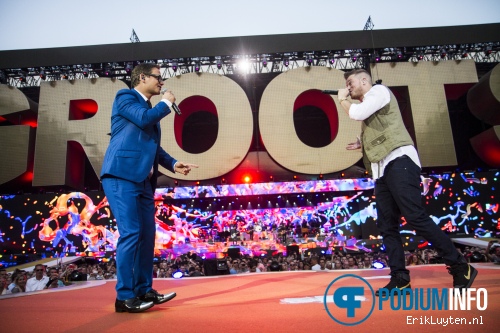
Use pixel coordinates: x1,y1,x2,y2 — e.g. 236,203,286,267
0,23,499,87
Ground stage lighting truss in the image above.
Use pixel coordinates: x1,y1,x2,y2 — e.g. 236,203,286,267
1,42,498,87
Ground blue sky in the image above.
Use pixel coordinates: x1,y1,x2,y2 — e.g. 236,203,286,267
0,0,499,51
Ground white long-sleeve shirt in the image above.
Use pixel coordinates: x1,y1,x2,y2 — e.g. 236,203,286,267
348,85,421,180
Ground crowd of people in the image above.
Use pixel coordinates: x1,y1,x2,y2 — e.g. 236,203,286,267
1,240,498,297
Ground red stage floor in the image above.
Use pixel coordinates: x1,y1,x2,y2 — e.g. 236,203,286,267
1,263,499,333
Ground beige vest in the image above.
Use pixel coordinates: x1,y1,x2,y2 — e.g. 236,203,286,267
361,88,414,166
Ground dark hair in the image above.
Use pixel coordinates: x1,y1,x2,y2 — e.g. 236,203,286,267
344,68,371,80
131,63,160,87
269,261,281,271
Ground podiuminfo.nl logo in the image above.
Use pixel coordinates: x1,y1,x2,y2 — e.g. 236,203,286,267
323,274,487,326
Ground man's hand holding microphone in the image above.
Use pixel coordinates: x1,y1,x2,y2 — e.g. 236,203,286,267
161,88,182,115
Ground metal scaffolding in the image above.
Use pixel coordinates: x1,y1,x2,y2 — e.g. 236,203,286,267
1,42,499,88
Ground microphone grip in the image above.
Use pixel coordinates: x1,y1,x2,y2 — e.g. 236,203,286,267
321,90,339,95
171,103,182,116
161,89,182,115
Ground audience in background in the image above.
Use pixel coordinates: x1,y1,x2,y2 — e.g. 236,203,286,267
486,240,500,263
11,273,27,293
0,241,497,297
26,264,49,292
1,268,11,295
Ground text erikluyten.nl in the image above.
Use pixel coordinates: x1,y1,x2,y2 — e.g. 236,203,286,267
407,315,483,326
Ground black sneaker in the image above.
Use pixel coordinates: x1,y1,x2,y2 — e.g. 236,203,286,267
447,263,478,290
375,272,411,297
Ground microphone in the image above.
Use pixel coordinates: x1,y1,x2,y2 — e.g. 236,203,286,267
321,90,339,95
160,89,182,115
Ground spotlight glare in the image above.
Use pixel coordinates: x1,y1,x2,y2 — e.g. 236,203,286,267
238,59,250,73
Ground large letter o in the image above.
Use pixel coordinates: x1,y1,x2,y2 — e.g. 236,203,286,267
154,73,253,180
259,67,362,174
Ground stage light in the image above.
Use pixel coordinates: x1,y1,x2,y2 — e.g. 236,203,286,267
171,61,178,72
195,62,201,72
262,56,268,67
18,71,27,82
82,66,89,77
372,261,385,269
306,55,313,66
351,53,360,62
104,67,112,76
440,48,447,58
328,53,335,65
60,72,68,80
318,174,323,180
283,57,289,67
461,51,468,58
125,62,133,73
486,46,492,55
216,59,223,69
172,270,184,279
39,70,46,80
372,51,380,62
417,52,424,60
243,175,251,183
396,50,403,59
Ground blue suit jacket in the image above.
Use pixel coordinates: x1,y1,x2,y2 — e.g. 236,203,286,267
100,88,176,189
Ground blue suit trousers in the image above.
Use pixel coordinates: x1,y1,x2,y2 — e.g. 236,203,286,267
102,176,155,300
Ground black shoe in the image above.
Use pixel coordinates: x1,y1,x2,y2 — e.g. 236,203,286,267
115,297,154,313
139,289,176,305
447,263,478,290
375,272,411,297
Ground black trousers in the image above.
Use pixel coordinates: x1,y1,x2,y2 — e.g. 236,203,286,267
375,156,465,274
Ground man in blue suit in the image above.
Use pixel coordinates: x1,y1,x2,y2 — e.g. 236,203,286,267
101,63,198,313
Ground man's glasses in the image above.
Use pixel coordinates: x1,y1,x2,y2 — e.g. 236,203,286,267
147,74,164,82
